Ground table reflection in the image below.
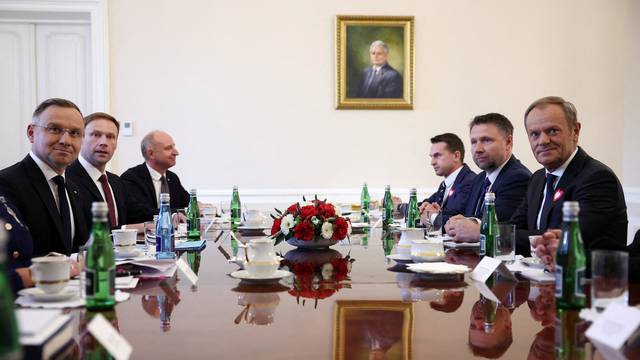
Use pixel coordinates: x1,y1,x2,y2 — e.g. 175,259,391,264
232,283,289,326
139,277,181,332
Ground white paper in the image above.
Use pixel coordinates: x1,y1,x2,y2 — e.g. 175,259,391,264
87,313,132,360
470,256,501,282
472,280,500,303
585,302,640,350
176,258,198,285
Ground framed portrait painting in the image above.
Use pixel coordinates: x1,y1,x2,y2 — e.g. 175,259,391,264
335,15,414,110
333,300,413,360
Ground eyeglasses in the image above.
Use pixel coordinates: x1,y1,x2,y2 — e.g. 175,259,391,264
32,124,83,138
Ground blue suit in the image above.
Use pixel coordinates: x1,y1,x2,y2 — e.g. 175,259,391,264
356,63,403,98
0,193,33,294
464,155,531,221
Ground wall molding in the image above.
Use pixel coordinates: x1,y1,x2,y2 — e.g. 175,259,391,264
0,0,110,111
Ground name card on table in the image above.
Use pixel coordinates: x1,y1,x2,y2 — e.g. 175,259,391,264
176,258,199,285
586,302,640,352
472,280,500,303
470,256,516,283
87,313,132,360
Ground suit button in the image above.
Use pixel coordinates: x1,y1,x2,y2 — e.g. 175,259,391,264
12,251,19,259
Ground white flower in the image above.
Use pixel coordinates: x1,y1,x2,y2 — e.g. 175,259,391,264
321,221,334,239
280,214,295,235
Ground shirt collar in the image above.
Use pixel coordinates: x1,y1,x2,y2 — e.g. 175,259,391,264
79,155,104,182
485,155,511,185
546,148,578,179
444,165,463,188
145,162,164,181
29,151,64,181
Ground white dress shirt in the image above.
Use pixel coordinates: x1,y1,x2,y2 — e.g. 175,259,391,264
145,162,165,204
79,155,119,222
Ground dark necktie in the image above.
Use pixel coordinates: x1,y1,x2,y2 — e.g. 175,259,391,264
538,174,558,230
435,181,447,206
52,175,72,250
160,175,170,195
98,174,117,228
474,177,492,218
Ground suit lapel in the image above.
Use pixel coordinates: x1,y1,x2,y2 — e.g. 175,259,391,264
529,171,546,228
140,164,158,208
540,148,587,226
442,165,468,208
73,162,103,201
66,180,85,251
108,172,127,226
22,156,65,244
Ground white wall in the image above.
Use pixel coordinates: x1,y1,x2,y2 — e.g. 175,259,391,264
108,0,633,193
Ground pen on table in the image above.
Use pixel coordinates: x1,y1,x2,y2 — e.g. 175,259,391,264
116,269,143,277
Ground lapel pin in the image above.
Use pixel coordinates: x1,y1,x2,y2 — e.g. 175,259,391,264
448,189,455,197
553,189,564,202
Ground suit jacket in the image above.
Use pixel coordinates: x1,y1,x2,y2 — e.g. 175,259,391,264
66,160,128,231
510,147,627,257
0,155,88,256
399,164,477,227
120,163,189,223
1,193,33,294
356,63,403,98
464,155,531,222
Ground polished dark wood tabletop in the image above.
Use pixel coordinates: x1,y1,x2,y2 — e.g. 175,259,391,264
61,225,639,359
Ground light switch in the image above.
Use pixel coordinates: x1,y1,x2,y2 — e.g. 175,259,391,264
122,121,133,136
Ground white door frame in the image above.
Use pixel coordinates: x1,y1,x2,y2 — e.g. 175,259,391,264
0,0,109,112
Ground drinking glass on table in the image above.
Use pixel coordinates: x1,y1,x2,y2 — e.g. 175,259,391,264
77,245,88,298
423,209,442,238
144,220,157,255
591,250,628,312
494,223,516,264
528,235,542,264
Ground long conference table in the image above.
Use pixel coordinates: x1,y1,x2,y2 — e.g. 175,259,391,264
53,222,640,359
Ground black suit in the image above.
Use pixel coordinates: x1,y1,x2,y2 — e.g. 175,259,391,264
0,155,88,256
464,155,531,221
121,163,189,222
67,160,128,231
510,147,627,257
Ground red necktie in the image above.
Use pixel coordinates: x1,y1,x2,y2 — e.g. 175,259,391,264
98,174,117,228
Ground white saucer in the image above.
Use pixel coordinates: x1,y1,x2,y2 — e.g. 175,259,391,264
386,254,413,264
229,269,293,283
115,248,144,259
521,257,546,268
18,287,78,302
239,224,269,230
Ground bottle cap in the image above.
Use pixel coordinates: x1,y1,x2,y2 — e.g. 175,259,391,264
385,185,391,190
233,185,238,191
160,193,170,202
484,192,496,201
91,201,109,216
410,188,417,195
190,189,197,195
562,201,580,216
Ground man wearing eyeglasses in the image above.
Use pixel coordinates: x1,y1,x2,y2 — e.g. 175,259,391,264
0,98,88,256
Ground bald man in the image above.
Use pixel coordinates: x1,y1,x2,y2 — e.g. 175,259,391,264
121,130,189,222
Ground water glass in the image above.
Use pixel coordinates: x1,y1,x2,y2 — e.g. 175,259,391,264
495,223,515,263
423,210,442,237
591,250,628,312
77,245,88,298
528,235,542,264
143,220,157,255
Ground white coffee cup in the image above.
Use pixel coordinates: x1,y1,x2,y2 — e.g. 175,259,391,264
30,255,71,294
112,229,137,254
244,210,267,227
244,238,279,277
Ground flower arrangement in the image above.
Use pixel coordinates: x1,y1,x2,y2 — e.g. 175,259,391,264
280,253,355,308
270,196,352,245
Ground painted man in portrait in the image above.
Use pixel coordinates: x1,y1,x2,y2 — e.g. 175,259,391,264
356,40,403,98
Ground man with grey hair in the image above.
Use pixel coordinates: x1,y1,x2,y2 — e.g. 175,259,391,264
356,40,403,98
121,130,189,222
0,98,88,256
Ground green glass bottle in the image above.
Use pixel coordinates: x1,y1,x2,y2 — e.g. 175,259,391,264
479,192,497,257
360,182,370,223
481,296,498,334
405,188,419,228
383,230,394,256
555,201,586,310
186,189,201,240
187,251,201,292
382,185,394,228
555,308,586,359
230,185,241,231
85,202,116,310
81,309,118,360
0,222,22,360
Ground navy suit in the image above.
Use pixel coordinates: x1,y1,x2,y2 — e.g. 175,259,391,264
356,63,403,98
66,160,129,231
121,163,189,223
0,155,88,256
1,194,33,294
464,155,531,222
510,147,627,257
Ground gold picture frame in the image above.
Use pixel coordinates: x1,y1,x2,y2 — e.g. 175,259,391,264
333,300,414,360
335,15,415,110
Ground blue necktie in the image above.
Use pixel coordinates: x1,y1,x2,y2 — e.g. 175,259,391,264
474,177,492,218
538,174,558,230
435,181,446,206
52,175,72,250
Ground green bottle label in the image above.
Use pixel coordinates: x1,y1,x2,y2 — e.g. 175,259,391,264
479,234,486,255
85,268,96,296
555,265,563,298
575,267,585,298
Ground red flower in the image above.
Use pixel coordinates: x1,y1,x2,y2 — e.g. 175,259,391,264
287,203,299,214
271,217,282,236
299,205,317,219
317,203,336,218
332,217,348,240
331,259,349,282
293,221,315,241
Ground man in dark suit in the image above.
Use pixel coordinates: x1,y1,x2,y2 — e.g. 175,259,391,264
67,112,133,231
513,96,627,258
0,98,88,256
446,113,531,242
121,130,189,222
396,133,476,227
355,40,403,99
